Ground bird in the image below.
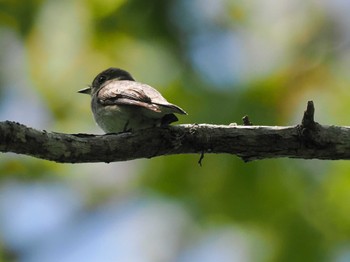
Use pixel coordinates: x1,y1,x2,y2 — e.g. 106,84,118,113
78,67,187,133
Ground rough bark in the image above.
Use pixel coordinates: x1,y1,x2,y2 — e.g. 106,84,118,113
1,101,350,163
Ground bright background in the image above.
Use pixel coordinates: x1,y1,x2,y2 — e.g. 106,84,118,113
1,1,350,261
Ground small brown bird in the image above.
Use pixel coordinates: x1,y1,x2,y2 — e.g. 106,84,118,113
78,68,187,133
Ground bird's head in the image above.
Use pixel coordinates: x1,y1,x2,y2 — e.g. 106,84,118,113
78,67,135,95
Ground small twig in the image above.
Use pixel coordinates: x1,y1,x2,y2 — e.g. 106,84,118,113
242,115,253,126
301,101,316,129
198,151,205,166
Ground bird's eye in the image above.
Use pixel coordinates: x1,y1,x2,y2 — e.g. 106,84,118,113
97,75,107,84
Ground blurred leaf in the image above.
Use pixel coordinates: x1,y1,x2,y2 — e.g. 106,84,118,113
0,0,44,36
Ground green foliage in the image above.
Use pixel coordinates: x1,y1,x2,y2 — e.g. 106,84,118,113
1,1,350,261
0,0,44,36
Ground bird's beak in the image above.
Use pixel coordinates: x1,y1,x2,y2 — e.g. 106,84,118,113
78,86,91,95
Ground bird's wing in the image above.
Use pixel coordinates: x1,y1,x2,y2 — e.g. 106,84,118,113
97,80,162,112
97,80,186,114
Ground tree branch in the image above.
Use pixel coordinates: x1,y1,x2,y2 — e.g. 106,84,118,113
1,101,350,163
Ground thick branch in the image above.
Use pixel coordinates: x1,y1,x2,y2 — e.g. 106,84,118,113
1,101,350,163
